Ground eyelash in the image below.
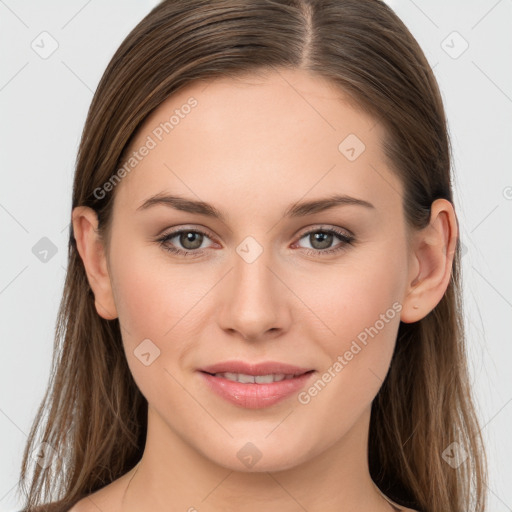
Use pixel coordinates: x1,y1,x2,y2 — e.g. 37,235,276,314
156,226,355,258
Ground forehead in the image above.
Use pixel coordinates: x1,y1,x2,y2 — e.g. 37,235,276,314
113,68,403,220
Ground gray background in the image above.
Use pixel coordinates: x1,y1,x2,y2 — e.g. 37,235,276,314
1,0,511,510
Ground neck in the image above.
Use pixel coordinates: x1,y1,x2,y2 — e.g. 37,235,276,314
119,405,395,512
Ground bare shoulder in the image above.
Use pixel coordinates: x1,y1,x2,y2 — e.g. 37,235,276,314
68,494,115,512
67,477,127,512
67,496,100,512
67,493,112,512
67,498,88,512
68,463,140,512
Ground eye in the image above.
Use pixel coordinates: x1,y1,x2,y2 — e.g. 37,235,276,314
156,227,215,257
156,225,355,258
293,226,355,257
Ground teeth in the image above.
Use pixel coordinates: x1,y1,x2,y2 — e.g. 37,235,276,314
214,372,291,383
255,374,277,384
238,373,255,384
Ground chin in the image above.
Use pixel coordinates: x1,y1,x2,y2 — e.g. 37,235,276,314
199,436,315,473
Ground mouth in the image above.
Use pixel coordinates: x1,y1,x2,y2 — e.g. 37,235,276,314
201,370,313,384
199,360,314,376
197,361,316,409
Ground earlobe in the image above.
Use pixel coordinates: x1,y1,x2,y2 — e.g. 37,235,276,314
72,206,118,320
400,199,458,324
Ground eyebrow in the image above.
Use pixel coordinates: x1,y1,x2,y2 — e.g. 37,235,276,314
136,193,375,221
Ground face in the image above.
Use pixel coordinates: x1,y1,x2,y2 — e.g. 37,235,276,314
99,68,415,472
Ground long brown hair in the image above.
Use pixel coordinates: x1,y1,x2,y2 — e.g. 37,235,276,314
18,1,487,511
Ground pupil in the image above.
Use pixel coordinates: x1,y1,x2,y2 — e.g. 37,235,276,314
181,232,202,249
312,232,332,249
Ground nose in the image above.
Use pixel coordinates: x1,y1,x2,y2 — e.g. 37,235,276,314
217,247,290,342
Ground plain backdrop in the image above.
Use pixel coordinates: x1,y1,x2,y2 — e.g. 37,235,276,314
1,1,511,510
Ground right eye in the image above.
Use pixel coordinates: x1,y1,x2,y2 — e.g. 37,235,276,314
156,228,215,257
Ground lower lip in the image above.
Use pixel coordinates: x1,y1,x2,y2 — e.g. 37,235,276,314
198,371,315,409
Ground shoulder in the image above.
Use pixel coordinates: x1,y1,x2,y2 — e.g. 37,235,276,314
30,466,135,512
391,504,421,512
376,491,421,512
68,474,129,512
18,502,72,512
67,495,113,512
23,481,124,512
67,498,91,512
373,484,421,512
16,498,103,512
67,492,118,512
67,498,88,512
392,504,421,511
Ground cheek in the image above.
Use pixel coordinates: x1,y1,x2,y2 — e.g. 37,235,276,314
109,239,204,340
107,240,223,389
108,244,205,403
297,237,406,379
292,250,405,436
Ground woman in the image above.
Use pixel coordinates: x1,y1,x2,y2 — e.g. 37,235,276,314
18,1,487,511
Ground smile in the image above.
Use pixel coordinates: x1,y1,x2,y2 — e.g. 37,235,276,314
198,364,316,409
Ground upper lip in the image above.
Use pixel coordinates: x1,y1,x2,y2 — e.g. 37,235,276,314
199,360,314,376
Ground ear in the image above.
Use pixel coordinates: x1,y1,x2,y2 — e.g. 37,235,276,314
72,206,118,320
400,198,458,324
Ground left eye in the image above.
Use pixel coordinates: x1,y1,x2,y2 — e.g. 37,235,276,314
295,227,354,254
156,226,354,257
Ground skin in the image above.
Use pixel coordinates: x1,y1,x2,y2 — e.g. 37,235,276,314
71,68,457,512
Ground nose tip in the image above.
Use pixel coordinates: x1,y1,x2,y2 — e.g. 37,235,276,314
238,327,280,342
